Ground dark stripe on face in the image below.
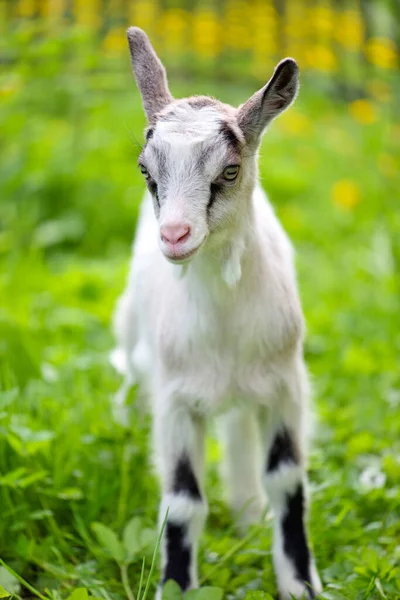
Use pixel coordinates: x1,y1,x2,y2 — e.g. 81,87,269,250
148,180,159,203
282,484,314,596
207,183,221,219
162,522,191,590
173,456,201,500
145,127,154,140
148,180,160,217
267,428,298,472
219,122,242,152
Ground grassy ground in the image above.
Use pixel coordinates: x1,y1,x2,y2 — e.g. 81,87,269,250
1,36,400,600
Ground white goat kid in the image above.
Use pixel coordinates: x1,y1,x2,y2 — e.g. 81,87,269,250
113,27,322,600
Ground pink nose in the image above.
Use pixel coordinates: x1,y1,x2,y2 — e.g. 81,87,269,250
160,223,191,245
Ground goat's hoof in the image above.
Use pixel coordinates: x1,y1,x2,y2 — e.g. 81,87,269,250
278,564,322,599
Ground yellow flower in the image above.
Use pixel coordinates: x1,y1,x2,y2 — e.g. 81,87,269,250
349,99,377,125
335,10,364,51
160,9,188,53
332,180,361,210
193,10,221,58
304,45,337,72
17,0,36,17
102,28,126,55
224,0,251,50
309,5,335,37
42,0,65,20
365,37,398,69
129,1,158,36
74,0,101,28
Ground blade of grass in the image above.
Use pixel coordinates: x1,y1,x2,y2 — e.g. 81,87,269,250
0,558,47,600
136,558,145,600
140,508,169,600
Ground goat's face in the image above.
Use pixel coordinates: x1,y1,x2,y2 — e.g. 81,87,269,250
138,100,249,263
128,27,299,264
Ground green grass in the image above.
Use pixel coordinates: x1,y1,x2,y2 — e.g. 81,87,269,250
1,27,400,600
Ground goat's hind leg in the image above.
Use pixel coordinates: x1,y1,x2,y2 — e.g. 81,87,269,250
219,407,267,529
154,401,208,598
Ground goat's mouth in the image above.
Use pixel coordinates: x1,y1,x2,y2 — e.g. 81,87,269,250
162,237,206,264
163,244,201,264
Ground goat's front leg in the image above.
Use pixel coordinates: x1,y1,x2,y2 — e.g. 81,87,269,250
263,376,322,599
153,400,207,598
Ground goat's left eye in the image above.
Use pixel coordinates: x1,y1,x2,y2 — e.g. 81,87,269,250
223,165,239,181
139,164,150,178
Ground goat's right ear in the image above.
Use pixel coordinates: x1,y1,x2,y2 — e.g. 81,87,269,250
237,58,299,146
127,27,173,123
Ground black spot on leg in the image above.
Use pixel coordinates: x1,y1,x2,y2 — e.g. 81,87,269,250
267,427,298,472
161,458,203,591
162,522,191,590
282,484,315,597
173,455,201,500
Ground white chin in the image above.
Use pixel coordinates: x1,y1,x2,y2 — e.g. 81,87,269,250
163,246,199,264
162,238,207,264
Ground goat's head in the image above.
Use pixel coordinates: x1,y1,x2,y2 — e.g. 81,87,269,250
127,27,299,264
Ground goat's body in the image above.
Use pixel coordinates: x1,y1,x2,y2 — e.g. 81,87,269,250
115,183,305,417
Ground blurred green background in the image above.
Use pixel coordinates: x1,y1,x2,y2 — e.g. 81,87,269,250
0,1,399,599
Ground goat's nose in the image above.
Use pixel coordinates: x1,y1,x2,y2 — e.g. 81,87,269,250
160,223,191,245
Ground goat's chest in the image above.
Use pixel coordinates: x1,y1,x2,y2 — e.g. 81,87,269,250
154,280,299,409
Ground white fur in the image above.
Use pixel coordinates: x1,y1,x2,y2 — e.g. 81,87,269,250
265,464,305,513
218,407,267,528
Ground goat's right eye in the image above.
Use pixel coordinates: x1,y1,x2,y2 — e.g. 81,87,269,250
139,164,150,179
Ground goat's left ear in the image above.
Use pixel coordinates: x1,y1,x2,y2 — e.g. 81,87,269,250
237,58,299,146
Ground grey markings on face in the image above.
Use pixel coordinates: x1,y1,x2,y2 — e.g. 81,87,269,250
218,122,243,154
141,100,243,189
